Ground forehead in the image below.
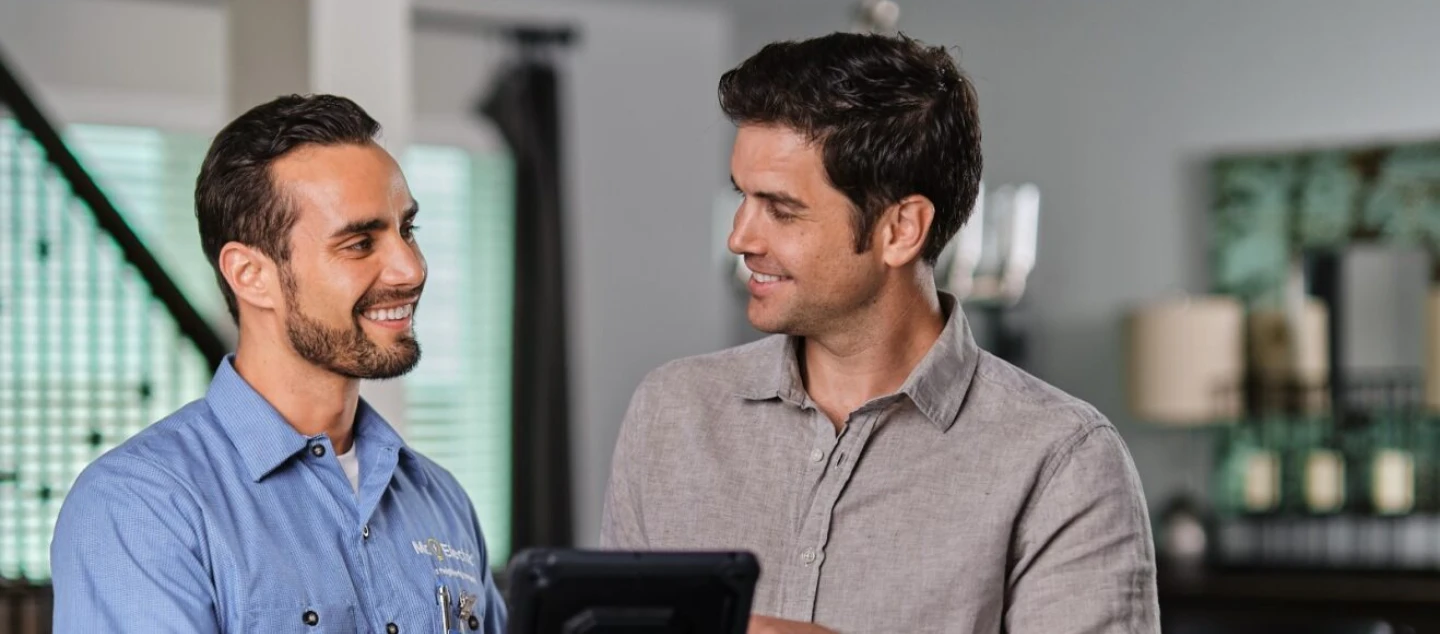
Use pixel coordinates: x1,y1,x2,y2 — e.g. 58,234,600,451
731,124,823,176
270,143,409,223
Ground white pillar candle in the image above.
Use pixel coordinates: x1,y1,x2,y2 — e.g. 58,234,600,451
1304,449,1345,513
1244,450,1281,512
1372,449,1415,515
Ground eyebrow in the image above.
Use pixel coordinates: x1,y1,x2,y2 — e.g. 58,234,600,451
730,176,808,210
328,201,419,239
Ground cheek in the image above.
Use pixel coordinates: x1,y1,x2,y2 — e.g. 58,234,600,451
769,225,824,271
293,263,370,314
798,226,858,274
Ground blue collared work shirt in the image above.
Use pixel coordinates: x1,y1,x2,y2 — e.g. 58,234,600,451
50,357,506,633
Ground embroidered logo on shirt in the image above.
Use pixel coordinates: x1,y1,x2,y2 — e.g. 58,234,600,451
412,537,477,566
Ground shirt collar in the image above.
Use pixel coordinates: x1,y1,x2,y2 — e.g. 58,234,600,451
205,356,424,484
736,292,980,433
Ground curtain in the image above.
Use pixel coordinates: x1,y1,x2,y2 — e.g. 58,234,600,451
481,52,574,551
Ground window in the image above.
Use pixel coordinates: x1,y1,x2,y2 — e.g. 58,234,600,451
0,121,514,578
398,146,515,567
0,120,213,579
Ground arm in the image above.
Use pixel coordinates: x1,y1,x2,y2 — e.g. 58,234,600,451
50,456,219,633
1005,425,1160,634
599,378,654,549
748,616,838,634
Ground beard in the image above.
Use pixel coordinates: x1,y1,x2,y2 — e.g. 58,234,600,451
747,274,883,339
281,269,422,380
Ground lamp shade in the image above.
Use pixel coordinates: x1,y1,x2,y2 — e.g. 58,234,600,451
1126,296,1245,426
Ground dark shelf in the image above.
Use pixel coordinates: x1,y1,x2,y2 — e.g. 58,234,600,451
1160,567,1440,632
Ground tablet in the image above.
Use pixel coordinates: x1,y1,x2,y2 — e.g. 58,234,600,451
505,549,760,634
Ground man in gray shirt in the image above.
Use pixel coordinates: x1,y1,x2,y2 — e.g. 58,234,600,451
601,32,1159,634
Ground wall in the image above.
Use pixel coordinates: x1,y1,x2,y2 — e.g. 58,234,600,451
0,0,733,546
726,0,1440,509
0,0,227,132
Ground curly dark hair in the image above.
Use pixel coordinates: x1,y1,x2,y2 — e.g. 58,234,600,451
195,94,381,322
719,32,982,264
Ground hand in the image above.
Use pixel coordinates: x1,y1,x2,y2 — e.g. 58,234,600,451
748,615,838,634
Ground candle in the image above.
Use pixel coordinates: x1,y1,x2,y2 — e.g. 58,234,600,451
1244,450,1281,512
1304,449,1345,513
1372,449,1415,515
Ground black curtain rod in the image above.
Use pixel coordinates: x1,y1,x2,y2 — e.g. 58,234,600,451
412,8,579,48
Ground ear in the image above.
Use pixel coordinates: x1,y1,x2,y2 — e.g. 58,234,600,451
878,194,935,268
218,242,281,315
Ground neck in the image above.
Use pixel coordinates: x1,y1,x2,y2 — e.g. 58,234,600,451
801,277,946,430
233,320,361,454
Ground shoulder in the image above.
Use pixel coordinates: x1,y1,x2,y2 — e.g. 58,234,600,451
968,354,1144,498
961,352,1139,492
67,400,214,503
55,402,214,548
400,449,483,524
405,449,465,496
633,335,785,403
969,351,1113,444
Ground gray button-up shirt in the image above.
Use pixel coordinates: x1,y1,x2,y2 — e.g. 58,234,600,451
601,297,1159,633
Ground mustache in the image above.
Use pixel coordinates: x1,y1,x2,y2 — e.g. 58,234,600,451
353,284,425,314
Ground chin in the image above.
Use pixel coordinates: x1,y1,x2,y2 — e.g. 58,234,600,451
746,309,789,335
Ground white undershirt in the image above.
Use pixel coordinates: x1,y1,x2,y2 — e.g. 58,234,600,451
336,441,360,494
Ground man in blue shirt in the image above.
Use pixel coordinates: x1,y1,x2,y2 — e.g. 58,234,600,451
50,94,506,633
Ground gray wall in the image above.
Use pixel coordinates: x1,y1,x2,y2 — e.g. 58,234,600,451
727,0,1440,508
0,0,226,132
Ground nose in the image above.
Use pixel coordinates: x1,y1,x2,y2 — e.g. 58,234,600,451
380,233,426,291
727,200,765,257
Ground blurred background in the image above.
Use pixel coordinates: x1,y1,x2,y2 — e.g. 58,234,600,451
3,0,1440,632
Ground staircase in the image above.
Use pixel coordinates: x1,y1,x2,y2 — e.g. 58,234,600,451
0,44,227,632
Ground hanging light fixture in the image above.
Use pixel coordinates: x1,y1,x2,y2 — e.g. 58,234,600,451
851,0,902,34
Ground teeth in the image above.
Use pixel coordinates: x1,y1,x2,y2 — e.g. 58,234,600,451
363,303,414,322
753,273,784,284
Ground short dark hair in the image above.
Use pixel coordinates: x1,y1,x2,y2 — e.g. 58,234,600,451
195,94,381,322
719,32,982,264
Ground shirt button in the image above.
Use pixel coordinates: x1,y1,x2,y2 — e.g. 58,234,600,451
809,448,825,463
310,444,327,458
302,610,320,626
362,524,371,539
386,623,400,634
800,548,817,564
468,614,481,630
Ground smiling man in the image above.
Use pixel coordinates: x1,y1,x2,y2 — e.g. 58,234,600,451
50,95,505,633
601,34,1159,633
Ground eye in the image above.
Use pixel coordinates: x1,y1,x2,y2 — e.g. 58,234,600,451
346,237,374,253
401,223,419,241
768,205,796,222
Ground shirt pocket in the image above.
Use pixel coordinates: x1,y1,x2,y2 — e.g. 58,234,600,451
246,602,358,632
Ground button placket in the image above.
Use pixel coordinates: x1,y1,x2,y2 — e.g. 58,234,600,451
802,411,884,619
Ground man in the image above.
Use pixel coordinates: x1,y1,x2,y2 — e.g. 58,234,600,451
51,95,505,633
601,33,1159,633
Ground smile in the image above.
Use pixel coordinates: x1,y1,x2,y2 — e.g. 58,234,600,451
751,272,788,283
361,302,415,323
